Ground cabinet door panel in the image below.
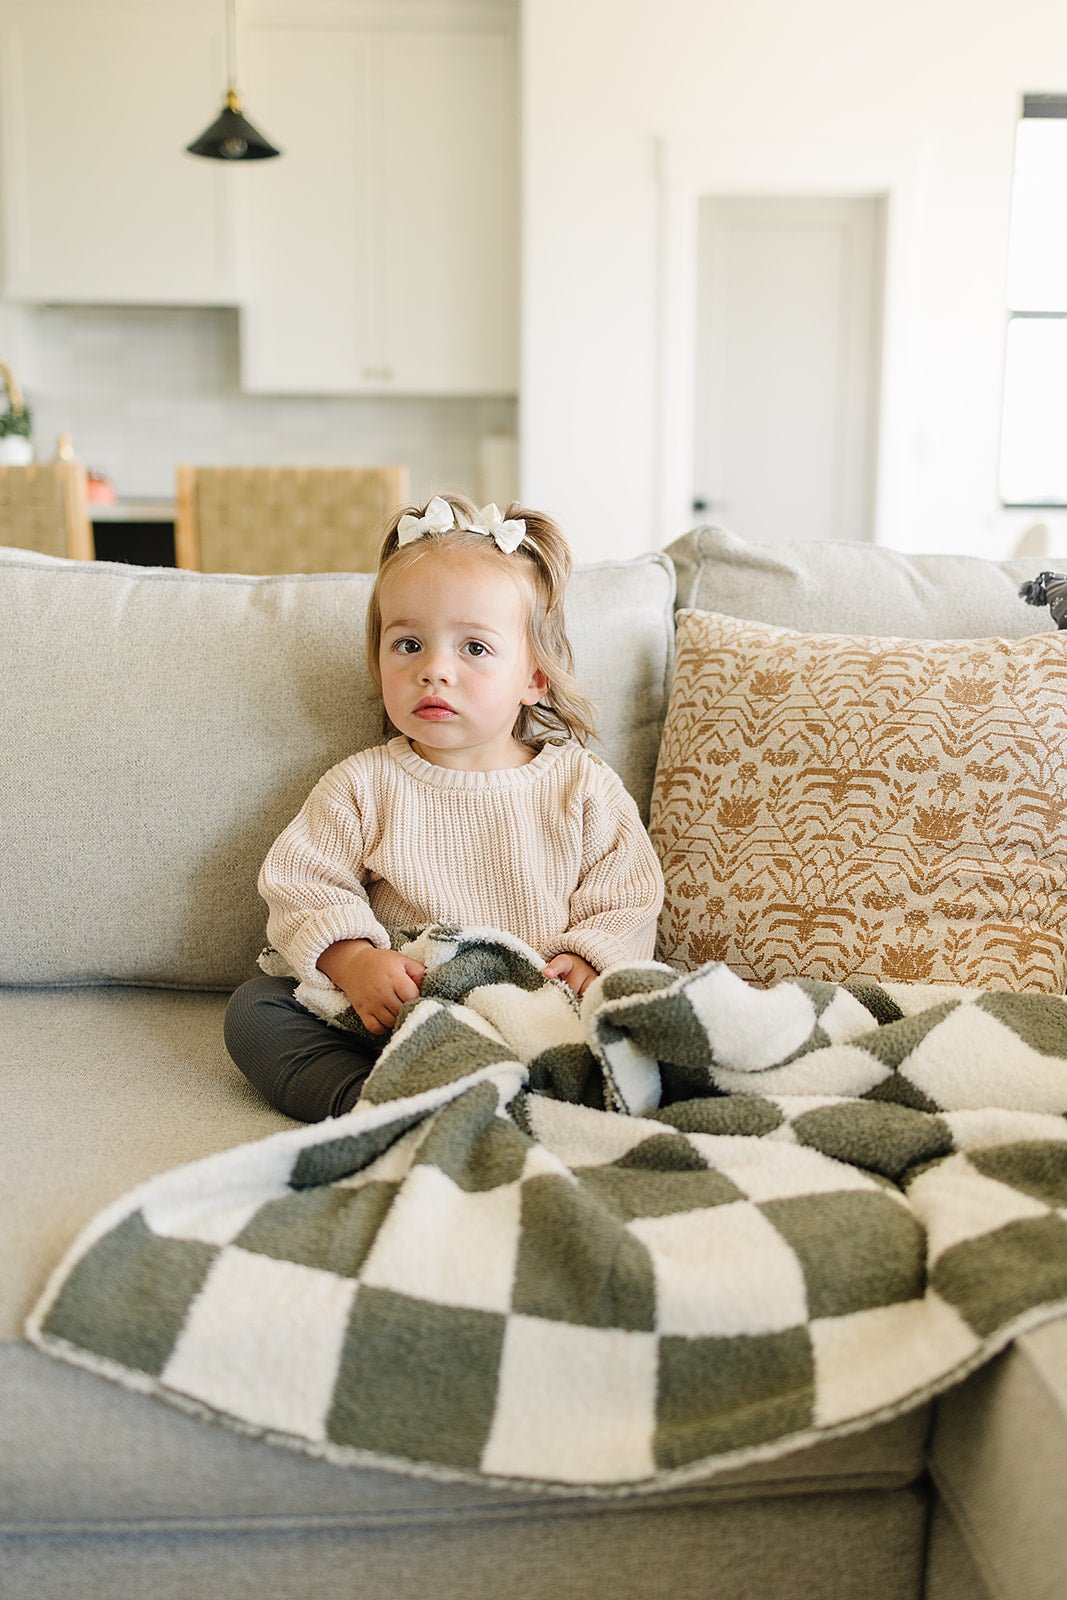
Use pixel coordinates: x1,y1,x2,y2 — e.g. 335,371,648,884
0,1,237,303
381,30,517,395
239,27,378,393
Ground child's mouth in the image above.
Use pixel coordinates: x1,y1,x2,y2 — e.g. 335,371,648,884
413,698,456,720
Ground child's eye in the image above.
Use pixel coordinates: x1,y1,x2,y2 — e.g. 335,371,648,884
393,638,421,655
464,640,490,657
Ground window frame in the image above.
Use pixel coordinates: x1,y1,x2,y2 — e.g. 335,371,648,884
999,95,1067,510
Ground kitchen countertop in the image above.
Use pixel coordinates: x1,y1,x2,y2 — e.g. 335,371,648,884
89,498,176,523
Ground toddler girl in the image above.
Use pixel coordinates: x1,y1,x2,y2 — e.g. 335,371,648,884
224,492,664,1121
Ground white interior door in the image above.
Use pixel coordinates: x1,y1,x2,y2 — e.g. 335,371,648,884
692,196,884,542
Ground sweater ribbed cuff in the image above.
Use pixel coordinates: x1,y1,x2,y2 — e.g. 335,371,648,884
552,932,628,975
292,907,391,986
554,914,659,976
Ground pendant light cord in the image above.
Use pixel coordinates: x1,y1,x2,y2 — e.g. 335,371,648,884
226,0,239,107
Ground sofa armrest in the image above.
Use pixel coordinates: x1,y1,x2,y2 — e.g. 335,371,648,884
926,1315,1067,1600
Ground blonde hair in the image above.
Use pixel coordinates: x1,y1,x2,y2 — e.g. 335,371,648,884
366,492,598,746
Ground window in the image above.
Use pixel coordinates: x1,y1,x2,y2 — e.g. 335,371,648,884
999,95,1067,507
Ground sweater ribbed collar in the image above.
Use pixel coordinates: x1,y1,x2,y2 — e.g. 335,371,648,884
387,735,570,791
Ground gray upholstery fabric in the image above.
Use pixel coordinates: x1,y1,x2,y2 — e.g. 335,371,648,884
3,1486,927,1600
0,548,673,990
925,1501,996,1600
928,1321,1067,1600
2,1338,928,1529
666,524,1064,639
1,988,280,1340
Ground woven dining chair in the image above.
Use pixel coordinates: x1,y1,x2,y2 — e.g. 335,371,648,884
173,465,409,574
0,462,94,560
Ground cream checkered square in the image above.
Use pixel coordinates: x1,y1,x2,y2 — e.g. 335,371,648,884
905,1003,1067,1114
162,1246,357,1439
141,1141,300,1247
629,1202,809,1336
480,1314,658,1484
908,1153,1052,1264
466,981,587,1059
358,1163,522,1312
526,1097,667,1169
710,1045,892,1101
812,1294,980,1426
686,1134,883,1202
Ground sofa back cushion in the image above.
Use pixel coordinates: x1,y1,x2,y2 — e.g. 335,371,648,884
666,525,1065,638
1,548,673,990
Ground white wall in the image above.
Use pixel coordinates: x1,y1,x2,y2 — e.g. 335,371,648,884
520,0,1067,560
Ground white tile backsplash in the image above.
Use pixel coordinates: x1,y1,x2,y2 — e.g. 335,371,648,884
17,304,517,505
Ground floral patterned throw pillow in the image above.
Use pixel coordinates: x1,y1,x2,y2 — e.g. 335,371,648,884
650,609,1067,992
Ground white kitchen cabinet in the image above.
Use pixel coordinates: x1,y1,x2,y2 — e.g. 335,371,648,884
239,18,517,396
0,1,240,304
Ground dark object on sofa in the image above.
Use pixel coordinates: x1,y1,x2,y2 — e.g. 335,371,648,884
1019,570,1067,628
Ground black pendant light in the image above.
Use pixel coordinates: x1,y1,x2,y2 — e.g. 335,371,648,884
187,0,280,162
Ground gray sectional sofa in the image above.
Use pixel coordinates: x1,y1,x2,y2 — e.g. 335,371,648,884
2,526,1065,1600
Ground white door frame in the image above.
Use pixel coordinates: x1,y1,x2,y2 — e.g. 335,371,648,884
654,137,924,547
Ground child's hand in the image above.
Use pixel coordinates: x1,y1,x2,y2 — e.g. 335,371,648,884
318,940,426,1035
543,952,599,997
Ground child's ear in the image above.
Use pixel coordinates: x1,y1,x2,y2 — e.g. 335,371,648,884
521,665,549,706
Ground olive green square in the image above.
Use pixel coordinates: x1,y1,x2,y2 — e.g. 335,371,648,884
857,1002,960,1072
933,1213,1067,1337
511,1174,656,1330
327,1287,505,1468
599,990,715,1071
656,1328,815,1467
414,1080,531,1192
422,938,546,1000
792,1101,955,1184
528,1043,602,1106
361,1007,515,1105
579,1163,745,1222
760,1191,925,1319
290,1113,422,1189
864,1073,941,1114
598,967,679,1003
42,1211,217,1377
842,980,905,1025
977,992,1067,1057
576,1130,746,1219
652,1095,784,1139
968,1141,1067,1209
615,1132,709,1172
235,1182,397,1278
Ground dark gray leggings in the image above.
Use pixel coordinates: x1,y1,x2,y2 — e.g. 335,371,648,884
224,975,382,1123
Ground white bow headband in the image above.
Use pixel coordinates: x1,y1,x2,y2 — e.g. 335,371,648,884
396,496,526,554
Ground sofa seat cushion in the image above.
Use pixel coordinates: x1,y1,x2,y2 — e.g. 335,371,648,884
928,1317,1067,1600
666,524,1065,638
3,1338,929,1533
2,987,283,1341
1,986,928,1530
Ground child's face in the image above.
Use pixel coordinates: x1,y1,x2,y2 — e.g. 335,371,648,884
378,547,548,770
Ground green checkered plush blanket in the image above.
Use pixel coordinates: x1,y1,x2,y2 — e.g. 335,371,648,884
26,925,1067,1493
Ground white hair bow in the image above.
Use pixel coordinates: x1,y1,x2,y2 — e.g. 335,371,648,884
396,496,456,546
466,503,527,553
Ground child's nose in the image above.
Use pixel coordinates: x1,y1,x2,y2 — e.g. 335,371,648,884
419,650,453,683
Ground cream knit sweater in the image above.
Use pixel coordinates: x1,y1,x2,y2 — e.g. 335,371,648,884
259,737,664,990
